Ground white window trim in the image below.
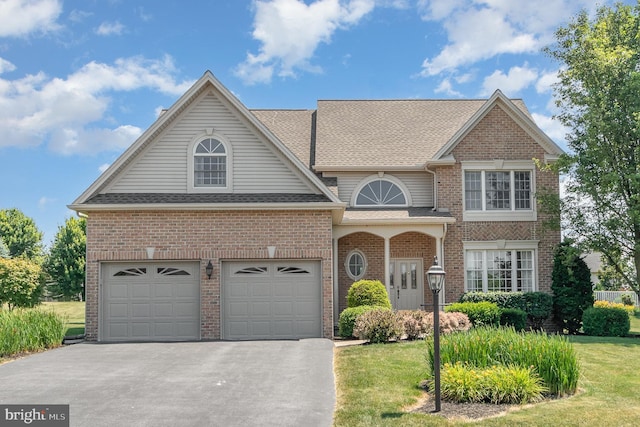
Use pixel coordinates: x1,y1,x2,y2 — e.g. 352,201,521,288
463,240,539,293
350,174,412,208
461,160,536,221
345,249,367,280
187,129,233,193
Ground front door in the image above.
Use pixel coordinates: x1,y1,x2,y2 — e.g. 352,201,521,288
389,259,423,310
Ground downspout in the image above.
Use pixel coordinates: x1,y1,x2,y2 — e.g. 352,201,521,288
424,164,437,211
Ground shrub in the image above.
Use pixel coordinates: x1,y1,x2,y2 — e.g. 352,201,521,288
500,308,527,331
338,305,377,338
0,258,43,309
437,362,546,404
620,293,635,306
397,310,429,340
346,280,391,309
427,326,579,396
552,241,594,334
522,292,553,331
445,301,500,327
353,308,403,343
0,309,65,356
582,306,630,337
398,310,472,339
459,291,526,311
594,300,635,315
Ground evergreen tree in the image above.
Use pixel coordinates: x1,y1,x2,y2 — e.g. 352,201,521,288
552,241,594,334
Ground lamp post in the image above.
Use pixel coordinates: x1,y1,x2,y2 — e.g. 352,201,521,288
426,256,445,413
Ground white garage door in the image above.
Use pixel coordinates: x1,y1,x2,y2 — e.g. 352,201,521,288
101,262,200,342
223,260,322,340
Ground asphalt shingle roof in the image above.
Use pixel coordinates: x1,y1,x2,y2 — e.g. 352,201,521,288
251,109,314,167
85,193,332,205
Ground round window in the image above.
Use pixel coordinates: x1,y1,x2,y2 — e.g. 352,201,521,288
345,250,367,280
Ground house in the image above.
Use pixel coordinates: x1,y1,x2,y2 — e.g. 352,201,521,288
69,71,563,342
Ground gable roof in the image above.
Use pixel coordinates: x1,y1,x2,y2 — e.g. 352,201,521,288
251,109,314,168
70,71,342,211
430,90,564,164
311,97,533,171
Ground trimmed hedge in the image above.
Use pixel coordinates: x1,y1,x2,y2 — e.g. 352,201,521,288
459,291,526,311
445,301,500,327
346,280,391,309
500,308,527,331
338,305,378,338
459,291,553,330
582,306,630,337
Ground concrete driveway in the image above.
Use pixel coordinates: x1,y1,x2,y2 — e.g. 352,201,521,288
0,339,335,427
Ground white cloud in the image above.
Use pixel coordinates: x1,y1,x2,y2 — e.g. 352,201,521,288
535,70,559,94
480,64,538,97
235,0,375,84
96,21,125,36
434,78,462,97
0,55,194,154
0,0,62,37
69,9,92,23
419,0,595,76
98,163,111,173
0,57,16,74
532,112,568,147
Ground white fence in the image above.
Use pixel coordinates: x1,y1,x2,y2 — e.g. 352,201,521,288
594,291,639,307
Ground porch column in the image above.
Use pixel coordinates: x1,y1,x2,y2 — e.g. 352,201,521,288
384,237,390,289
333,238,339,326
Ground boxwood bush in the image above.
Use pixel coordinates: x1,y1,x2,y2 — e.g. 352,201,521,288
427,326,579,396
522,292,553,330
582,306,630,337
445,301,500,327
459,291,526,311
338,305,378,338
346,280,391,309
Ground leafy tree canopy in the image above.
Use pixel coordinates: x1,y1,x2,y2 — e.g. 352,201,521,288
44,217,86,300
0,208,44,262
545,2,640,297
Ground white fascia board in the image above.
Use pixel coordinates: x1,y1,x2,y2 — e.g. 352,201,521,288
314,165,426,172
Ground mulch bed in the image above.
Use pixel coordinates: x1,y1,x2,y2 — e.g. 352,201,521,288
408,394,517,421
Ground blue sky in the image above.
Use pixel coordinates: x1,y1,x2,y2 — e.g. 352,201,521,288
0,0,631,246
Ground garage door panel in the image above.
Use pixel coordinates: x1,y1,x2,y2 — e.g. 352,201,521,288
131,303,150,318
251,302,271,316
102,262,200,342
223,261,321,340
109,284,128,299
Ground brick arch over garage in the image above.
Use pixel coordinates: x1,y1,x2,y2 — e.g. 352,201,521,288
336,230,437,314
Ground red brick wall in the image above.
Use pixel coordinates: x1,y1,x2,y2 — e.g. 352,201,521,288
85,210,334,341
337,232,436,312
435,105,561,303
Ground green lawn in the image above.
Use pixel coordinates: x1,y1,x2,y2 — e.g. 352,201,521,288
334,333,640,426
41,301,85,336
629,310,640,334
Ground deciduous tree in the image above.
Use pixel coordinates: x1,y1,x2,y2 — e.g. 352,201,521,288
45,217,86,300
0,208,44,262
546,3,640,298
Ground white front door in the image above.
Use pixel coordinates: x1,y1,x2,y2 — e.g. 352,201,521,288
389,259,424,310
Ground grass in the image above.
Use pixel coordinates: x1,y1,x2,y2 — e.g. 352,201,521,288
629,310,640,334
41,301,85,336
334,333,640,426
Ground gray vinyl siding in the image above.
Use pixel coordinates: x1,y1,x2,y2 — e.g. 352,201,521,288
333,172,434,207
107,91,314,194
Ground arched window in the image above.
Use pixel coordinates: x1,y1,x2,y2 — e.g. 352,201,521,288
194,138,227,187
354,178,408,207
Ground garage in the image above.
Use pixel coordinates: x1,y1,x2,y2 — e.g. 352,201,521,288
101,262,200,342
222,260,322,340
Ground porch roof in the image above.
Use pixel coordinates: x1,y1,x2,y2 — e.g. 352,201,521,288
340,207,455,224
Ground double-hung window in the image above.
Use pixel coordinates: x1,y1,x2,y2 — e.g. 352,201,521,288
464,242,537,293
462,161,535,221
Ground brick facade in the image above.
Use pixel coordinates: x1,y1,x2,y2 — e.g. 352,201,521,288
436,105,561,302
85,210,334,341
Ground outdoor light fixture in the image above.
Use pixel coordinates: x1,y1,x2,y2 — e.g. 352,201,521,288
205,260,213,279
426,256,446,413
